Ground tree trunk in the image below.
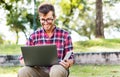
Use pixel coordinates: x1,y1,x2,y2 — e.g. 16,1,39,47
95,0,104,38
16,31,19,44
23,30,28,40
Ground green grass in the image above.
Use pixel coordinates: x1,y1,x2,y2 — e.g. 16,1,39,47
0,66,20,77
0,38,120,54
73,38,120,52
0,44,22,55
1,65,120,77
0,66,20,74
69,65,120,77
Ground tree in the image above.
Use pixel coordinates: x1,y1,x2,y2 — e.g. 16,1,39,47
57,0,96,39
6,0,27,44
1,0,120,43
103,0,120,33
95,0,104,38
0,0,40,44
95,0,120,38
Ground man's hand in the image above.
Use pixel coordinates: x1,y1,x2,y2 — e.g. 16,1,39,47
59,59,74,69
20,59,25,66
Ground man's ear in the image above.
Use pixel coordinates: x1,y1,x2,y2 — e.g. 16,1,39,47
54,16,56,19
53,16,56,20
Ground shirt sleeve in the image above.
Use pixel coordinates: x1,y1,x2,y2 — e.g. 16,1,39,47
26,35,35,46
18,55,23,60
64,33,74,60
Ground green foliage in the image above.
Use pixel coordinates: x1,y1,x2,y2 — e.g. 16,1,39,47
58,0,95,39
59,0,71,15
1,0,42,44
103,0,120,6
2,0,29,44
2,0,41,40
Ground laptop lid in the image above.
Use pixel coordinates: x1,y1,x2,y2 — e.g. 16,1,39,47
21,44,58,67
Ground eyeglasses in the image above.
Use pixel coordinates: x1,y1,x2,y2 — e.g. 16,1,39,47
40,18,54,23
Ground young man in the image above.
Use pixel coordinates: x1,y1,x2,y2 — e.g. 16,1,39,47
18,2,74,77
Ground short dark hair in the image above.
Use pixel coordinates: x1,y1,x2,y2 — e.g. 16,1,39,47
38,3,55,17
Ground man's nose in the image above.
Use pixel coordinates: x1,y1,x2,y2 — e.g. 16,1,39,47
43,20,48,25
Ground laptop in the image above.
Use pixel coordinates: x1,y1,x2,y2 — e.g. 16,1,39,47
21,44,58,67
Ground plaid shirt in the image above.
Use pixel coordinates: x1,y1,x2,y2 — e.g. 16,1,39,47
26,26,73,61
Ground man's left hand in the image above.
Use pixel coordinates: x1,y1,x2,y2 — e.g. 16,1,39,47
59,59,74,69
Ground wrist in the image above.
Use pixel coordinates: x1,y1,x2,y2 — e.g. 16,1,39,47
19,56,23,60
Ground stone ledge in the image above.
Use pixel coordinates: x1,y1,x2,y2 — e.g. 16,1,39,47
0,55,20,66
74,51,120,65
1,51,120,66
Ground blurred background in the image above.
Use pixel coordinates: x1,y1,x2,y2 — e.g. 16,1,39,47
0,0,120,45
1,0,120,77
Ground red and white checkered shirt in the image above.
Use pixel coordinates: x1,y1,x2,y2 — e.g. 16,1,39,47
26,26,73,61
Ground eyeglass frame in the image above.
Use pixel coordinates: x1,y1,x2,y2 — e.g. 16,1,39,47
40,18,54,23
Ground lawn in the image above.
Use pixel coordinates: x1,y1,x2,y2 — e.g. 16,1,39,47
0,44,21,55
1,65,120,77
1,38,120,54
73,38,120,52
70,65,120,77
